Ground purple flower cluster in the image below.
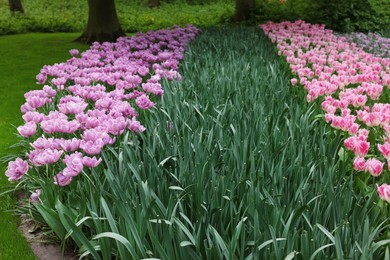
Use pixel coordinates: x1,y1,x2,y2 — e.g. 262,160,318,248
341,32,390,59
6,25,200,192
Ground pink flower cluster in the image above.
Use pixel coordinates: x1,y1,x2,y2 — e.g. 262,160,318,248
260,20,390,202
6,25,200,193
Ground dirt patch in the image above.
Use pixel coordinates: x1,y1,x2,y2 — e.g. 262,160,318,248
19,213,77,260
16,189,77,260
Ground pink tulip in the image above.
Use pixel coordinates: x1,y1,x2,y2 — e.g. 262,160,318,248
377,183,390,203
290,78,298,86
353,157,366,171
83,156,102,168
54,172,73,186
127,117,146,133
135,94,154,110
5,158,29,181
30,149,63,167
17,122,37,138
60,138,81,152
69,49,79,57
378,143,390,160
31,189,41,204
365,158,384,177
22,111,44,123
6,25,202,187
63,152,84,176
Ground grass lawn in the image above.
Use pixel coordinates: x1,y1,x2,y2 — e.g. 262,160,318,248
0,32,89,260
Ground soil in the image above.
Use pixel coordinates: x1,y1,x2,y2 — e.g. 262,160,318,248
16,190,77,260
19,214,77,260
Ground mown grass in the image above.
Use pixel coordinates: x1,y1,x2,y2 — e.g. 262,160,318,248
30,27,390,258
0,33,89,260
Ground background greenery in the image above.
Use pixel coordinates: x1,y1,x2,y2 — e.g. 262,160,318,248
0,0,388,35
253,0,390,33
0,0,233,35
0,33,88,259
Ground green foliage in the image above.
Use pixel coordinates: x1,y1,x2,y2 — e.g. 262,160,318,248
0,0,234,35
1,0,388,34
252,0,390,33
28,27,390,258
253,0,317,24
314,0,389,32
118,3,234,32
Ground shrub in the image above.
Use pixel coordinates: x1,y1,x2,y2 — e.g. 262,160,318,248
252,0,390,33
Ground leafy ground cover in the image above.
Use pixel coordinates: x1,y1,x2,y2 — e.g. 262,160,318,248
1,0,389,36
260,21,390,198
0,33,89,260
0,0,233,35
3,25,390,258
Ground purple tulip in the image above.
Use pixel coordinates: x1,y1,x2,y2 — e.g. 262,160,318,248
5,158,29,181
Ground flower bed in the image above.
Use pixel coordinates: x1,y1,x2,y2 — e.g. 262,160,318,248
260,20,390,201
341,32,390,59
5,25,200,201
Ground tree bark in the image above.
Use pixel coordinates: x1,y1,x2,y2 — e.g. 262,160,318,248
76,0,125,44
234,0,255,22
8,0,24,14
148,0,160,8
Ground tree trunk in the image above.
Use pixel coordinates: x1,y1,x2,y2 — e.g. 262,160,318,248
8,0,24,14
234,0,255,22
148,0,160,8
76,0,125,44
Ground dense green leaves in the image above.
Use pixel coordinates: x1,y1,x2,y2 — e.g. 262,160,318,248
0,0,233,35
253,0,389,33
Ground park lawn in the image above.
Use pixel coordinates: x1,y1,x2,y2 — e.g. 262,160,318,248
0,32,89,260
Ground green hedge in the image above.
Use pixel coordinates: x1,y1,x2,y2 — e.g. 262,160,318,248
252,0,390,33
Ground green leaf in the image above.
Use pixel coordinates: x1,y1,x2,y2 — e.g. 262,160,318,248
180,241,194,247
209,226,229,259
309,244,334,260
316,224,335,243
93,232,137,258
285,251,299,260
35,204,66,240
168,186,184,191
62,214,101,260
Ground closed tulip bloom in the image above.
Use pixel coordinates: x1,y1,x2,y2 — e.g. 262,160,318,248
31,189,41,204
69,49,79,57
353,157,366,171
290,78,298,86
